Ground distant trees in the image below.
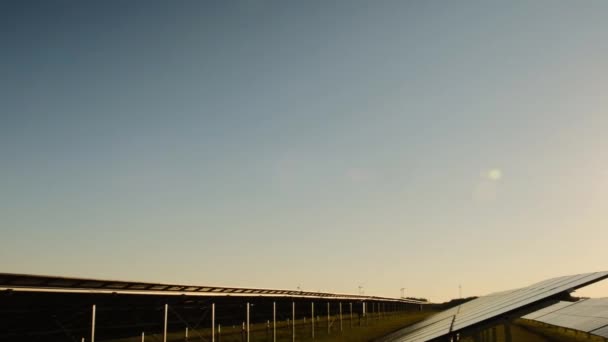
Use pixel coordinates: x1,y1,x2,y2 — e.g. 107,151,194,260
438,297,478,310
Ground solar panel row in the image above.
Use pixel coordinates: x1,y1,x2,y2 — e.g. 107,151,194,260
382,271,608,342
520,300,575,320
522,298,608,338
0,273,426,303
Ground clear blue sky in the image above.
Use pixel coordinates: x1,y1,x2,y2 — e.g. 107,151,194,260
1,1,607,302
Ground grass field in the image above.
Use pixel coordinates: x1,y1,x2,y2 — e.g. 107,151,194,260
105,311,435,342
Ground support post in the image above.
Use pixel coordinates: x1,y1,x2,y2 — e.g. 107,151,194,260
163,304,168,342
185,326,188,340
91,304,96,342
350,303,353,328
246,302,250,342
327,302,330,334
273,302,276,342
311,302,315,339
212,303,216,342
291,302,296,342
141,332,144,342
339,302,343,332
363,302,366,324
504,321,512,342
291,302,295,342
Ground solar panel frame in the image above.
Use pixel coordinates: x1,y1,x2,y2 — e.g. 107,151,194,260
384,271,608,342
525,297,608,335
591,324,608,338
453,273,601,328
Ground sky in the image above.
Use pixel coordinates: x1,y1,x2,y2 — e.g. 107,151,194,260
1,1,607,302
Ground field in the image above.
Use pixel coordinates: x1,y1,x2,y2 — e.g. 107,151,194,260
106,311,435,342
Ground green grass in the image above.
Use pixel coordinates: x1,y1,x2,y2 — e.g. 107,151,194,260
105,314,608,342
104,311,435,342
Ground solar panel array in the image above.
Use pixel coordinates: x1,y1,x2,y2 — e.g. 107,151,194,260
0,273,425,303
382,271,608,342
520,300,574,319
522,298,608,338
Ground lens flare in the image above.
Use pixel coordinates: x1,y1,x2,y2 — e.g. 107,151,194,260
488,169,502,181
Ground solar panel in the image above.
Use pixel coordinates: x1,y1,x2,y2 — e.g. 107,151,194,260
382,271,608,342
0,273,428,304
521,300,575,320
523,298,608,337
592,325,608,338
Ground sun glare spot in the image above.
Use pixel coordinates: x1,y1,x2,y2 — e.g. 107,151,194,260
488,169,502,181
